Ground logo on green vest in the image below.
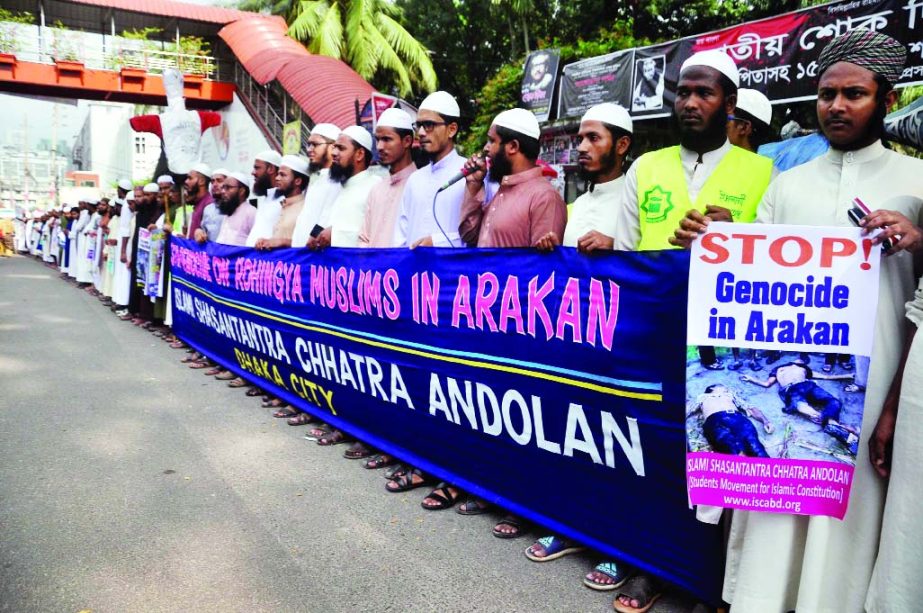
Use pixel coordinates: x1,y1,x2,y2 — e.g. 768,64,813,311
640,185,673,223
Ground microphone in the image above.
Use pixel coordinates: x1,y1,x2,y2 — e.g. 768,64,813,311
436,154,485,192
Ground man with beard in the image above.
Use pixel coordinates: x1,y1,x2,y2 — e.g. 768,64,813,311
535,102,634,252
183,166,213,238
614,50,774,253
359,108,416,248
459,108,566,247
394,91,467,248
710,31,923,613
213,172,255,245
200,168,228,242
309,126,382,249
292,123,343,248
254,155,308,251
245,151,284,247
126,183,162,327
632,57,665,112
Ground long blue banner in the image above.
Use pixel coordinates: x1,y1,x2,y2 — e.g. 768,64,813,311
169,237,722,602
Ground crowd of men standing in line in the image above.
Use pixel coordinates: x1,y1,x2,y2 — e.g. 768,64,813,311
8,28,923,613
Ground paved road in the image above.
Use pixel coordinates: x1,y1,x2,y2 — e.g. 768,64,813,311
0,256,697,613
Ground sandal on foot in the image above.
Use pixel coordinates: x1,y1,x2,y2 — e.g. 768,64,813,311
317,429,350,446
385,468,428,493
264,398,286,409
180,353,201,363
227,377,248,388
524,535,586,562
364,454,396,470
492,514,525,539
383,463,408,480
287,412,316,426
188,361,210,369
272,407,298,418
421,483,460,511
246,387,263,397
456,496,490,515
214,370,236,380
612,574,661,613
304,423,331,441
344,442,375,460
584,561,633,591
169,340,186,349
204,367,223,376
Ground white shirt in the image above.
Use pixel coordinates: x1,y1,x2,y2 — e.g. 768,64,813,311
291,168,343,248
393,149,467,247
245,188,283,247
328,169,383,247
562,176,625,247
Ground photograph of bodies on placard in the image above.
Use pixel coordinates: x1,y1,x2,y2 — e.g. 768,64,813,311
685,347,865,465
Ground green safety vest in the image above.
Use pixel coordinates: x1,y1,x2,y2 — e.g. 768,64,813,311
635,145,773,251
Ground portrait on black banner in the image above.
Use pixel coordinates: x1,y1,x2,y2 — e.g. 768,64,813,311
632,55,665,112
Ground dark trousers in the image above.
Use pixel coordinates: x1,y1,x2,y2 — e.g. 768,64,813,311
703,412,769,457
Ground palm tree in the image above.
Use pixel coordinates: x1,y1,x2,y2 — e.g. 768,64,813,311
286,0,437,97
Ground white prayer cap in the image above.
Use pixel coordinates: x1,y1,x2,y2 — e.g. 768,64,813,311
143,182,160,193
310,123,341,142
125,193,135,202
735,88,773,126
680,50,739,88
377,108,413,131
280,154,309,176
255,150,282,167
211,168,230,178
86,197,99,205
419,91,460,118
227,171,252,189
117,178,133,191
582,103,633,134
156,174,174,185
491,108,541,139
189,163,211,179
342,125,373,152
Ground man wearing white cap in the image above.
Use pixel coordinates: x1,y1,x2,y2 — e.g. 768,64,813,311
459,107,566,247
291,125,343,248
535,103,634,252
313,126,382,249
126,183,162,325
393,91,467,248
77,199,99,288
200,168,229,242
254,155,308,251
245,150,284,247
359,108,416,248
727,88,775,153
184,164,214,238
67,201,89,280
613,49,774,253
212,171,256,247
113,184,135,311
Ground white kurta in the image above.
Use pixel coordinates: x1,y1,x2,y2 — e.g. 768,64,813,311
329,169,382,248
68,211,88,278
562,176,625,247
76,213,99,283
112,206,134,306
245,189,284,247
865,279,923,613
291,168,343,248
724,141,923,613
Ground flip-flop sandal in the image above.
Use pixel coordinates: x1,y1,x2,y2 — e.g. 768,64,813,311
169,341,186,349
383,463,408,479
344,442,375,459
317,430,351,446
287,412,316,426
227,377,248,388
272,407,299,418
204,367,223,376
385,468,428,493
584,561,633,591
188,361,211,369
612,574,662,613
304,423,332,441
364,454,396,469
264,398,286,409
524,535,586,562
456,496,490,515
215,371,236,380
421,482,461,510
180,353,200,363
246,388,263,397
492,514,525,539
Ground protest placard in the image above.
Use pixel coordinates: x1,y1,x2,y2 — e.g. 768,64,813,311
685,222,881,519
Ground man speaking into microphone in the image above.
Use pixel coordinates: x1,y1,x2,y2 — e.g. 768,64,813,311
459,108,566,247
